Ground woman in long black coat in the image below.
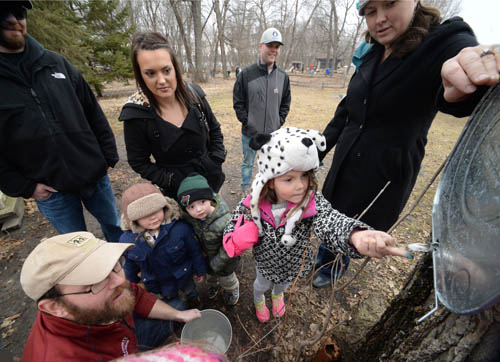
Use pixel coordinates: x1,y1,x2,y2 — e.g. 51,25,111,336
119,32,226,199
314,0,499,287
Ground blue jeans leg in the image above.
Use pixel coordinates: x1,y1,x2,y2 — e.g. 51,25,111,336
241,134,256,189
81,174,122,242
317,243,350,280
133,297,186,351
36,192,87,234
36,174,122,242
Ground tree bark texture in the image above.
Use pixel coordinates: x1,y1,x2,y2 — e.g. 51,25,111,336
190,0,206,83
213,0,228,79
351,251,500,361
169,0,195,74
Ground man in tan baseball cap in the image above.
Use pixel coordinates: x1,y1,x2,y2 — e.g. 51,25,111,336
20,231,201,362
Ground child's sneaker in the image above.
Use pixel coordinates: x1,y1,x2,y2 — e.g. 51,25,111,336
207,286,219,299
272,293,285,317
224,288,239,306
254,298,270,323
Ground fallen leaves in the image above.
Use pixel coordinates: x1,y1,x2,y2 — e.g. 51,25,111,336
0,236,22,261
1,313,21,329
1,313,21,339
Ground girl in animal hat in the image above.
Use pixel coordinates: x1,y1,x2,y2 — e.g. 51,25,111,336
222,127,411,322
120,183,206,309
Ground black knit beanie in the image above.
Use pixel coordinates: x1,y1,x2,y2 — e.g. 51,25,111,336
177,173,214,208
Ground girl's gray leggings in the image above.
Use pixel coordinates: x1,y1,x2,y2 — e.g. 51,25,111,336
253,267,291,302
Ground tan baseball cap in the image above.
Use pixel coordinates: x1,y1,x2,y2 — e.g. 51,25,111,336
20,232,133,301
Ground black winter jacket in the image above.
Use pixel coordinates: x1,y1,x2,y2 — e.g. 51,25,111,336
320,17,483,231
0,36,118,199
119,84,226,198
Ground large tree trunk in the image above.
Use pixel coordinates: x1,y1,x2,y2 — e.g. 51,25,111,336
169,0,195,75
325,1,335,69
190,0,206,83
348,251,500,361
213,0,228,79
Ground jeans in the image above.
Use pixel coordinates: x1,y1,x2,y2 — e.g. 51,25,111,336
241,134,257,189
316,243,350,280
36,174,122,242
133,297,185,351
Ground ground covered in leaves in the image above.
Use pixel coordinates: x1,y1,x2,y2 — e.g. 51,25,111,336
0,74,467,361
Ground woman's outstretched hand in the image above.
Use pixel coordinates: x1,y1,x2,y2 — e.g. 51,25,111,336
442,45,500,103
349,229,413,259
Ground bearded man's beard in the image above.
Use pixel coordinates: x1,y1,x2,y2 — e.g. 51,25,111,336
0,24,27,51
60,283,136,325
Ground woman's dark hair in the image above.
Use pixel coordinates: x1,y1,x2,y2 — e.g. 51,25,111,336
365,1,441,58
131,32,193,109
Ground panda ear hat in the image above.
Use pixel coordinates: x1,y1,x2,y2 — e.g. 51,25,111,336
249,127,327,247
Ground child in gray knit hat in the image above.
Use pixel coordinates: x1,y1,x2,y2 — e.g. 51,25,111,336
177,173,240,306
119,183,206,309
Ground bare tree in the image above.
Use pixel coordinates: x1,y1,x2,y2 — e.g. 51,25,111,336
253,0,270,29
209,23,219,77
343,14,364,85
213,0,230,79
282,0,300,69
169,0,195,74
324,0,338,69
424,0,463,19
225,0,259,68
142,0,162,32
190,0,206,82
282,0,322,69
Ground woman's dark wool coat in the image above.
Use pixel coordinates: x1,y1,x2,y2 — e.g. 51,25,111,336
119,84,226,199
320,17,484,231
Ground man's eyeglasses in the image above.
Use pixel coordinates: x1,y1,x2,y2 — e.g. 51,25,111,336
56,256,126,297
0,6,27,22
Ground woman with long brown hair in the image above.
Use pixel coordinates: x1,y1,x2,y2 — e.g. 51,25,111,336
315,0,500,287
119,32,226,198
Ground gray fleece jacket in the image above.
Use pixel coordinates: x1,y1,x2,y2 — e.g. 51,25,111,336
233,61,291,136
